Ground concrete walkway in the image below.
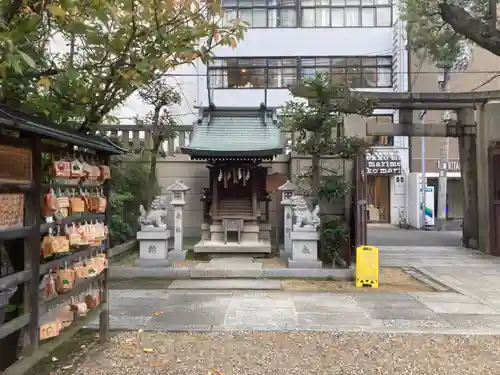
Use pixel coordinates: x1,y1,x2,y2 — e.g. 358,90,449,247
381,245,500,311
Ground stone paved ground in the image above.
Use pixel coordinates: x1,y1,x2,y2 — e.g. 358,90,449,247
367,224,462,247
88,289,500,334
90,228,500,334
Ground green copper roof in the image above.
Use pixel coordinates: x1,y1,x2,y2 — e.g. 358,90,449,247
181,108,283,158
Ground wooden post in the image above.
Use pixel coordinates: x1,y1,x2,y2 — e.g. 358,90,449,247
99,154,110,344
26,134,41,354
251,168,258,217
212,168,218,217
458,108,478,248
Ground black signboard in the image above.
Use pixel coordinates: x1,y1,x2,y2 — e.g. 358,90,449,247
366,153,402,175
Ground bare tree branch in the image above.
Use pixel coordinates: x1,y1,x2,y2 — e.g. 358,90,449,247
439,2,500,57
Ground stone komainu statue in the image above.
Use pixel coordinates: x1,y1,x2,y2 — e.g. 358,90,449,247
291,195,320,229
138,196,169,229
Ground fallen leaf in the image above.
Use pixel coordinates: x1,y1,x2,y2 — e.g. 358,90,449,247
51,357,58,362
143,348,154,353
37,76,51,90
46,4,67,17
152,311,164,316
62,364,73,369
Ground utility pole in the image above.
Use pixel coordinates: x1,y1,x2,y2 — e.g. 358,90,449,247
419,110,427,229
437,65,451,231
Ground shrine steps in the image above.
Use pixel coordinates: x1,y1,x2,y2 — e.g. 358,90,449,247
193,240,271,253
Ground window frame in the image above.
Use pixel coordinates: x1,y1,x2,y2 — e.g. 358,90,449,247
298,0,392,28
207,55,393,89
298,56,392,88
208,57,299,89
221,0,299,28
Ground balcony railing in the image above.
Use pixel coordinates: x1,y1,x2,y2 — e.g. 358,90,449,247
97,124,193,155
96,123,377,156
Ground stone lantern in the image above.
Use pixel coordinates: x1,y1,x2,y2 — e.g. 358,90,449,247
167,180,190,258
278,180,297,255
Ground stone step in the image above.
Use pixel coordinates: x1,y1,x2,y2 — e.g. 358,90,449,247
168,279,281,290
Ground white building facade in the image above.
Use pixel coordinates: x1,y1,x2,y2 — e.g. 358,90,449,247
117,0,410,225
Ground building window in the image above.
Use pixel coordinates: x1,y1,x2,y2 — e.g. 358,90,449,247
221,0,298,28
371,115,394,146
300,0,392,27
208,58,298,88
208,56,391,89
300,56,392,88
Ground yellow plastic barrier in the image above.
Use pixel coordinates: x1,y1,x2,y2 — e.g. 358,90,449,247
355,245,379,288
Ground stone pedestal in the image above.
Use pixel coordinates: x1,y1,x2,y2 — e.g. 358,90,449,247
135,229,171,267
288,228,322,268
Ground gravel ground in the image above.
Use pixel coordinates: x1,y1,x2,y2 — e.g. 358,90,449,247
48,331,500,375
281,268,434,292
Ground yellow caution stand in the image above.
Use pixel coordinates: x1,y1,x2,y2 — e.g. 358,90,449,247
355,245,379,288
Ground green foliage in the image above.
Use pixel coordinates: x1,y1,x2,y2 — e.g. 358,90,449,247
318,174,351,202
320,219,348,262
318,174,350,262
108,157,158,246
399,0,488,65
136,80,180,143
0,0,247,127
136,81,180,204
280,72,373,206
281,73,373,264
3,304,22,314
280,73,374,160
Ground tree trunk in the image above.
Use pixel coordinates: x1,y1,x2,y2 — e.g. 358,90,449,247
439,3,500,58
0,238,25,372
147,136,162,207
311,152,322,259
311,153,321,203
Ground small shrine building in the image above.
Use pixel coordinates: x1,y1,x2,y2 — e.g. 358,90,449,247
181,106,283,253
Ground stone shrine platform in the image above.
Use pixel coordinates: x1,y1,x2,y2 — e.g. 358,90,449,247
193,240,271,253
111,254,353,279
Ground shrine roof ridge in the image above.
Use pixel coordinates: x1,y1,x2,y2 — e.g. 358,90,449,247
181,105,283,158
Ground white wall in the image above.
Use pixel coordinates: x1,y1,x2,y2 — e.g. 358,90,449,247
215,28,393,57
407,172,421,228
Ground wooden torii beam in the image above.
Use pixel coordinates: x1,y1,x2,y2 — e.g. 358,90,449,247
365,120,476,137
361,90,500,109
357,90,496,137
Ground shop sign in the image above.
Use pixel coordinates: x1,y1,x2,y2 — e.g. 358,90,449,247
366,152,402,175
437,160,460,172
